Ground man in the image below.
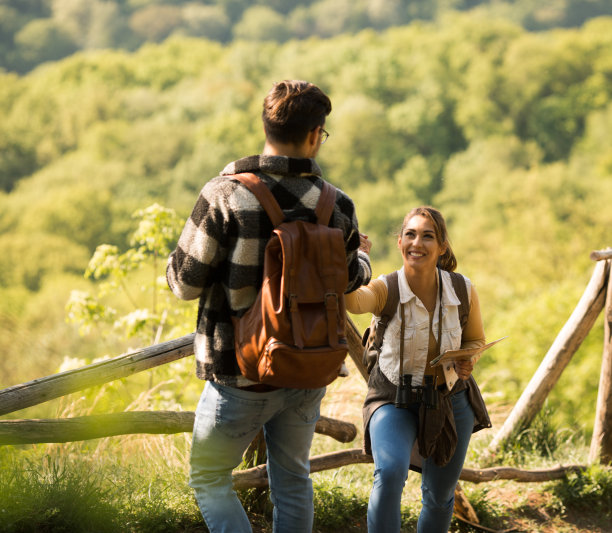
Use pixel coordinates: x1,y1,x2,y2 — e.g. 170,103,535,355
167,80,371,532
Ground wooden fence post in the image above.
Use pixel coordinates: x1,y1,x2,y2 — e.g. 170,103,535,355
590,257,612,464
488,257,610,453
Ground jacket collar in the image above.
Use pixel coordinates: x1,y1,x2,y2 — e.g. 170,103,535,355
220,155,322,178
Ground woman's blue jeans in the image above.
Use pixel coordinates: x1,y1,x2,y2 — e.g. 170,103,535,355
189,380,326,533
367,389,475,533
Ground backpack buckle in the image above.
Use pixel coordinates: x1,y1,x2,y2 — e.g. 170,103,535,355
325,292,338,310
289,294,299,312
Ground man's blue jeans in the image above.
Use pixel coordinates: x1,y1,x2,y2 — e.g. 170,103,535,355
367,389,475,533
189,380,326,533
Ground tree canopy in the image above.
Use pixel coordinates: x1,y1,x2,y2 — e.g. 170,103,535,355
1,12,611,431
1,0,612,73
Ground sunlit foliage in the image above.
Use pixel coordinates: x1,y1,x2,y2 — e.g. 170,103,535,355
0,13,610,434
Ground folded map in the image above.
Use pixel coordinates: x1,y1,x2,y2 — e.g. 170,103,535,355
430,336,508,367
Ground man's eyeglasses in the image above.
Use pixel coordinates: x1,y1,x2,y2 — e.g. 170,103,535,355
320,128,329,144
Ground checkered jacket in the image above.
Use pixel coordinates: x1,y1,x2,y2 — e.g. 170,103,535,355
166,155,372,386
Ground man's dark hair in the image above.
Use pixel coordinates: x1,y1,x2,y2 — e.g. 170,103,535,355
262,80,332,146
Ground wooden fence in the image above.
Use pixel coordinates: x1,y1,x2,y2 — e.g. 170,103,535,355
1,248,611,530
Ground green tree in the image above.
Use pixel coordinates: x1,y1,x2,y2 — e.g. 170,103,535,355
66,203,189,344
233,6,290,42
0,231,89,291
309,0,369,37
17,184,116,252
180,4,231,42
0,129,37,192
51,0,128,49
319,94,405,189
14,18,77,71
129,4,182,42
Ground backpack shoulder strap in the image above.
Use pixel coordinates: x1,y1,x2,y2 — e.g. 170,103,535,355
231,172,284,227
373,270,400,346
449,271,469,330
314,181,336,225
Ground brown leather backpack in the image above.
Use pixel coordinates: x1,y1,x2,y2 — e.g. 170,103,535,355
231,173,349,389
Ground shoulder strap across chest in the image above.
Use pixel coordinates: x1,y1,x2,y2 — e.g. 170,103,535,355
231,172,336,226
448,271,469,330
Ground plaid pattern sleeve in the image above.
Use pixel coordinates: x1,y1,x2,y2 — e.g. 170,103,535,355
167,155,371,385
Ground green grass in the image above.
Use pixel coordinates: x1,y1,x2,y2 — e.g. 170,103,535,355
2,407,612,533
0,444,204,533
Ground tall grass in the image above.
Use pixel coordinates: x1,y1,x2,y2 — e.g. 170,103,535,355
3,367,611,533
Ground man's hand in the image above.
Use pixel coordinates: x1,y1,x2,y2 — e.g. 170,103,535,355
359,233,372,254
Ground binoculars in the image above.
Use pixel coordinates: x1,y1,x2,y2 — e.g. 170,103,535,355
394,374,439,410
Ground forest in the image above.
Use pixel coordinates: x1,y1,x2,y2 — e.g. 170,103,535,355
2,0,612,73
1,2,612,531
2,9,612,431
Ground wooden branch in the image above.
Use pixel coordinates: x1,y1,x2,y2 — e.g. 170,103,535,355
488,260,610,452
0,319,372,418
233,448,372,489
346,317,369,381
231,447,593,490
0,411,195,444
590,267,612,463
459,464,588,483
0,334,195,416
313,415,357,443
0,412,355,446
453,482,480,524
590,248,612,261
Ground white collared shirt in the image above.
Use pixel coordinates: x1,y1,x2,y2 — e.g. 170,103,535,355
377,267,472,391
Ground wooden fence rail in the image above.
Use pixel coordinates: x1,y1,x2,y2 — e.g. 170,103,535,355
0,412,356,446
0,334,195,417
232,447,589,489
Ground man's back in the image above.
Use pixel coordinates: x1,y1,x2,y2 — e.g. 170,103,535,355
166,156,371,386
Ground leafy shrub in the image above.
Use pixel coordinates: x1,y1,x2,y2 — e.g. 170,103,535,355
550,464,612,516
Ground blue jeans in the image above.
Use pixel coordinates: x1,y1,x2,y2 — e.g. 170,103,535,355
189,380,326,533
367,389,475,533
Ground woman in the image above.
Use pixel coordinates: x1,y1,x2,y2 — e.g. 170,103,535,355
347,207,491,533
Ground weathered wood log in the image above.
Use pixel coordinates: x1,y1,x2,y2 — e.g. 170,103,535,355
232,447,593,489
590,265,612,464
233,448,372,489
590,248,612,262
453,482,480,524
315,414,357,442
0,334,195,416
0,321,367,418
488,259,610,452
0,412,355,446
459,464,589,483
0,411,195,444
346,317,369,381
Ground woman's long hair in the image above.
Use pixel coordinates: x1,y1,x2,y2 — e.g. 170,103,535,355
401,206,457,272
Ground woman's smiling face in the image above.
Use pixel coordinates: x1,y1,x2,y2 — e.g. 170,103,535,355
398,214,446,272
